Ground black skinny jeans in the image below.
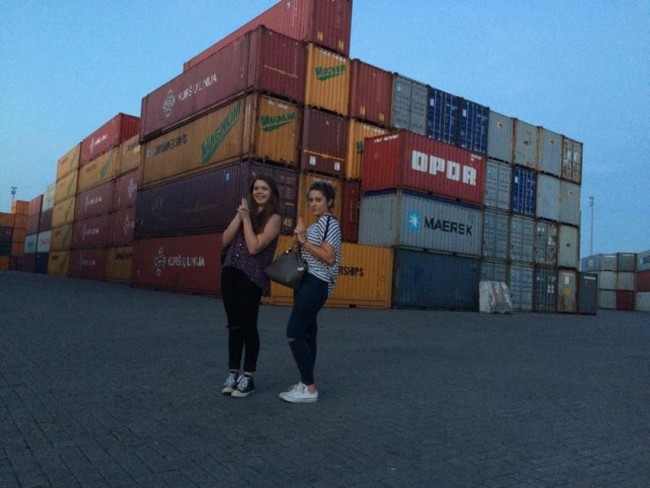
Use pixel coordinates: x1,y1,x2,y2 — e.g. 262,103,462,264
221,266,263,373
286,273,329,386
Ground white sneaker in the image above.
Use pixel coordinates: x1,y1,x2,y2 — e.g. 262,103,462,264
279,382,318,403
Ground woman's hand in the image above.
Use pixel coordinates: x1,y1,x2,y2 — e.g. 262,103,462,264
237,197,250,220
293,218,307,245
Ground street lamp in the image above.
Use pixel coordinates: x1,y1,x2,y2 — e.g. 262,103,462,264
589,196,594,256
10,186,17,206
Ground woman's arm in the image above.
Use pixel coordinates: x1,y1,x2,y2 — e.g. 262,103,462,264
222,212,242,247
242,213,281,255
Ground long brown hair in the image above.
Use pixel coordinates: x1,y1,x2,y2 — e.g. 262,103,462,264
249,176,280,234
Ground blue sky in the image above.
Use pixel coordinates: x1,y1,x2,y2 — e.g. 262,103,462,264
1,1,648,258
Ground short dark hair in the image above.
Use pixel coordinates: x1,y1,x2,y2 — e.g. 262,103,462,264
308,180,336,209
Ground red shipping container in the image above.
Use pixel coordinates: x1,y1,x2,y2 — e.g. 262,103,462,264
113,170,139,211
361,131,486,204
142,26,305,141
636,270,650,292
183,0,352,71
349,59,393,127
75,181,115,221
28,195,43,217
131,233,223,296
301,108,348,177
110,207,136,246
616,290,635,311
70,248,107,280
72,214,112,249
38,208,53,232
80,113,140,165
340,180,360,242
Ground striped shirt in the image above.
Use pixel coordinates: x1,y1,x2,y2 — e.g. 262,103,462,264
300,215,342,297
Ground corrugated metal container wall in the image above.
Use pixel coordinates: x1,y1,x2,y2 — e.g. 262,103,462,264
361,132,487,205
481,258,508,282
109,207,136,246
557,269,577,313
345,120,388,180
105,246,133,282
51,197,76,228
24,234,37,254
142,27,305,141
39,207,53,232
301,108,347,177
538,127,562,176
36,231,51,253
340,180,360,242
637,250,650,272
80,113,140,165
305,44,350,116
47,251,70,276
137,162,298,238
578,273,598,315
557,224,579,269
264,236,393,308
513,119,538,169
119,135,141,176
358,191,483,256
457,98,489,154
534,220,558,266
427,87,458,146
348,59,392,126
484,159,511,210
536,174,560,222
509,215,535,264
57,143,81,181
72,214,112,249
43,183,56,211
391,75,427,135
69,248,107,280
534,266,558,312
75,181,115,221
481,210,509,259
251,95,302,166
113,170,139,211
131,233,223,296
616,291,635,311
559,181,581,226
50,224,73,251
78,148,120,193
562,137,583,183
597,290,616,309
182,0,352,70
393,249,480,310
297,173,342,226
597,271,616,290
637,292,650,312
581,253,617,272
54,171,78,204
26,196,43,235
616,272,635,291
636,270,650,292
616,252,636,272
509,263,534,311
487,111,513,163
511,166,537,216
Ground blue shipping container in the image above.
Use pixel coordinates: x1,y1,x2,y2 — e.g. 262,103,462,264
511,166,537,216
426,87,458,145
35,253,49,274
457,98,489,154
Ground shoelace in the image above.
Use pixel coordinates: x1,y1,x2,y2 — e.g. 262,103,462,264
288,382,304,392
238,376,250,390
225,373,238,387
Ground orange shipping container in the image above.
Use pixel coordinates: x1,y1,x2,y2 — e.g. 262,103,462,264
11,241,24,257
119,135,141,176
345,120,389,180
297,173,342,226
54,170,78,204
50,224,73,251
0,213,15,227
51,197,76,228
11,200,29,215
105,246,133,283
141,94,302,188
264,236,393,309
305,44,350,117
0,256,9,271
78,147,120,192
47,250,70,276
57,143,81,181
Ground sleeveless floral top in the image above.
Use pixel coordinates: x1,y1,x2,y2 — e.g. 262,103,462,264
223,232,279,296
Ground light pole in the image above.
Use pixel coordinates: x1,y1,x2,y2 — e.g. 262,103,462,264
589,196,594,256
10,186,17,207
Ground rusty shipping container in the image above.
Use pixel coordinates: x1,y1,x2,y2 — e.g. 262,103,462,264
340,180,360,242
75,181,115,221
113,170,139,211
557,269,577,313
37,208,52,233
636,270,650,292
183,0,352,71
26,195,43,235
109,207,136,246
51,197,76,228
78,147,120,193
561,136,583,183
264,236,393,309
297,173,342,227
142,26,306,141
70,248,107,280
119,135,141,176
47,250,70,276
131,233,224,296
301,108,347,177
557,224,579,269
56,143,81,181
345,119,388,180
137,161,298,239
50,224,73,252
305,44,350,116
348,59,392,126
141,94,301,187
513,118,538,169
534,220,558,266
71,214,112,250
80,113,140,165
105,246,133,283
362,132,486,205
54,170,78,204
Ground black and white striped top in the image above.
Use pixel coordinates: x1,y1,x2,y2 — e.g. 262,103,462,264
300,215,342,297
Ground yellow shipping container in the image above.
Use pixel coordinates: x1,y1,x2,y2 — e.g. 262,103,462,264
47,251,70,276
305,44,350,117
297,173,342,226
54,170,78,204
345,120,388,180
56,143,81,181
119,135,141,176
105,246,133,282
263,236,393,309
78,147,120,192
51,197,76,228
140,93,301,188
50,224,73,251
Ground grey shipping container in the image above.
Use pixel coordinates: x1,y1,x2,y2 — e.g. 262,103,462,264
616,272,635,291
484,159,511,210
638,250,650,272
534,220,558,266
581,253,617,272
557,224,579,269
561,137,583,183
558,269,577,313
536,174,561,222
559,181,581,226
513,119,538,169
578,272,598,314
487,111,513,163
482,209,509,259
509,215,535,264
393,249,480,310
538,127,562,176
534,266,558,312
481,258,508,283
616,252,636,272
509,263,534,311
597,271,616,290
391,75,427,135
358,190,483,256
597,290,616,309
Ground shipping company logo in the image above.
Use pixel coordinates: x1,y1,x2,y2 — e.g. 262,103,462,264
84,195,102,209
90,133,108,154
115,251,133,261
406,210,473,236
127,177,138,200
153,246,207,277
80,259,97,267
314,64,346,82
81,225,100,241
340,266,364,277
201,101,241,164
260,112,297,132
163,90,176,118
407,211,422,232
150,134,188,158
411,150,478,186
122,215,135,236
177,74,217,102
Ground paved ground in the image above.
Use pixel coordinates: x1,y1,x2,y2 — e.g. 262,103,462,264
0,271,649,488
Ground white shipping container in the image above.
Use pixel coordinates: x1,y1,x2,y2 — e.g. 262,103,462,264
598,290,616,309
559,181,581,226
536,174,560,222
635,292,650,312
484,159,511,210
509,215,535,263
513,119,538,169
538,127,562,176
557,225,579,269
24,234,37,254
487,111,513,163
638,250,650,272
358,191,483,256
37,230,52,253
616,272,635,291
597,271,616,290
482,210,509,259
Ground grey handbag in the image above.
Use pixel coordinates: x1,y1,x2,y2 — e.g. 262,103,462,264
265,249,307,289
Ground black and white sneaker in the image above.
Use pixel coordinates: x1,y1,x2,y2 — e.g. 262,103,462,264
231,375,255,398
221,371,239,395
